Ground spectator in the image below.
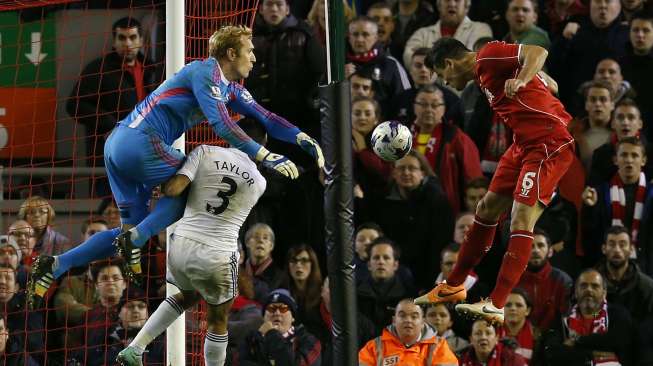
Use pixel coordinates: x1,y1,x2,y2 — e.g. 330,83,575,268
621,10,653,137
453,212,474,245
435,243,479,292
548,0,629,106
352,96,393,198
356,238,417,331
306,0,353,47
0,315,38,366
516,228,572,330
595,225,653,321
353,222,383,280
459,319,528,366
366,3,395,51
249,0,325,142
425,303,469,353
349,69,376,99
411,85,483,214
17,196,71,257
0,236,26,290
240,289,321,365
403,0,492,66
319,277,376,365
359,299,458,366
568,80,615,171
6,220,35,267
228,263,263,363
360,151,454,290
504,0,551,49
98,197,121,229
390,0,437,64
464,176,489,212
622,0,646,21
582,137,653,265
497,289,538,362
281,245,323,342
67,17,160,196
588,98,653,185
346,16,412,107
544,0,589,36
390,48,463,127
244,223,284,304
577,58,636,113
541,269,633,366
0,264,44,364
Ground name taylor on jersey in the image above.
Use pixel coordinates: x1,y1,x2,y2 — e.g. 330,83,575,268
214,160,256,186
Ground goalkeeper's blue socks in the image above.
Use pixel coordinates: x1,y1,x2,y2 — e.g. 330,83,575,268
53,228,120,278
129,194,186,248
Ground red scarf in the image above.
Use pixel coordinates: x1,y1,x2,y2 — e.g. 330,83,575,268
609,172,646,247
346,48,379,64
461,342,506,366
497,322,534,360
411,123,443,169
565,301,619,365
245,257,273,277
320,301,332,329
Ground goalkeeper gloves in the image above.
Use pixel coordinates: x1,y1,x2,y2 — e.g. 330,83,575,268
296,132,325,169
256,147,299,179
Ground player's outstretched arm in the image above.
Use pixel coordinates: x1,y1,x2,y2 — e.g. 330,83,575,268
231,85,324,169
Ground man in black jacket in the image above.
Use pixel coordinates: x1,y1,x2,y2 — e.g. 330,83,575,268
67,17,161,195
542,269,633,366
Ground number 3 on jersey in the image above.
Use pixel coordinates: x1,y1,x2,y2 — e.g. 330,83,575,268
206,176,238,215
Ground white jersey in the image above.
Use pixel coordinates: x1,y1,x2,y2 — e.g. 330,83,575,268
173,145,266,251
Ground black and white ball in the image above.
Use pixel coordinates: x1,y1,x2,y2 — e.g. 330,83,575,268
371,121,412,162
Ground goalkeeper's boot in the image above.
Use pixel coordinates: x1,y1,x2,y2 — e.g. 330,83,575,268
116,346,143,366
27,255,56,309
113,231,142,285
455,298,504,325
414,281,467,305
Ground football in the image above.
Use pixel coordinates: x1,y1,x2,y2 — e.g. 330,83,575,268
371,121,413,162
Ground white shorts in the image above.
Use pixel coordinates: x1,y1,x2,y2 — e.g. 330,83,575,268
166,234,239,305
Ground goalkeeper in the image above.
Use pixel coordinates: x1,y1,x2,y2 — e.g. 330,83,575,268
28,25,323,306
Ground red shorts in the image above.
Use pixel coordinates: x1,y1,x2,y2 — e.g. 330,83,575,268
489,139,575,206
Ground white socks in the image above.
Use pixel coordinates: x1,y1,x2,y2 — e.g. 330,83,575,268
204,332,228,366
129,296,185,355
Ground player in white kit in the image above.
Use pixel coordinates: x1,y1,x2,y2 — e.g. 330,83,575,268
117,119,267,366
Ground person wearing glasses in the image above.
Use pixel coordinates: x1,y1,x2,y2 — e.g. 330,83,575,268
16,196,71,257
240,289,322,366
411,84,482,215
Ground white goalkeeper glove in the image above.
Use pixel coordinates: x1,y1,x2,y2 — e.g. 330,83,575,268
256,147,299,179
296,132,325,169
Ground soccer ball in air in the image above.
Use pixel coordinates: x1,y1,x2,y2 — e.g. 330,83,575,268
371,121,413,161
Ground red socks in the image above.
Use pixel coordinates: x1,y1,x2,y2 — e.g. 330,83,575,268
447,215,498,286
490,230,534,308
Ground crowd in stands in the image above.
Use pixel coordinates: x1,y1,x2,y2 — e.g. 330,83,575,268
4,0,653,364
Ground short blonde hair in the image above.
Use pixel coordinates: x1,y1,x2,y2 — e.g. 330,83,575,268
208,25,253,59
18,196,55,226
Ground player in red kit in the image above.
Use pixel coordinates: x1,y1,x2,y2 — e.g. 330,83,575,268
414,38,574,324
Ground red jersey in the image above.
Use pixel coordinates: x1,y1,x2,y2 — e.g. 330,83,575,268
475,41,572,146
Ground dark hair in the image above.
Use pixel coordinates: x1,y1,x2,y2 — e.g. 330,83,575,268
282,244,323,309
91,258,125,282
355,222,384,236
238,118,267,145
350,67,374,81
509,287,533,309
412,47,431,59
425,37,470,70
441,242,461,259
533,227,551,246
97,197,118,216
367,236,400,260
604,225,631,243
576,268,607,291
631,10,653,26
394,150,436,177
583,79,614,100
616,136,646,156
112,17,142,38
352,95,382,121
615,97,639,110
465,176,490,191
80,218,109,235
367,2,393,14
415,84,444,100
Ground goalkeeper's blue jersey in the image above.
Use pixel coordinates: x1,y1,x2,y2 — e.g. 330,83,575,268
119,57,300,157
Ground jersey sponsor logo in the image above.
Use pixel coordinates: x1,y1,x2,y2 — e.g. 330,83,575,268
519,171,537,197
382,355,399,365
210,86,228,102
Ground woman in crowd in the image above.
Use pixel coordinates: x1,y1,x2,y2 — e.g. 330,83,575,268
425,303,469,354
